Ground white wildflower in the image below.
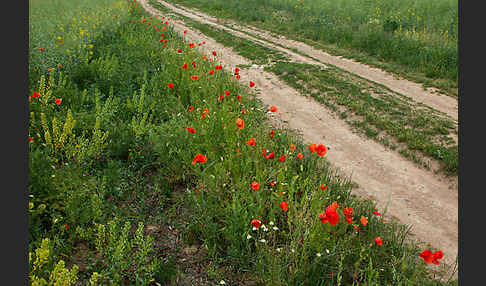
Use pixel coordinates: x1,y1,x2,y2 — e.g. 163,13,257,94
247,234,252,240
316,253,322,257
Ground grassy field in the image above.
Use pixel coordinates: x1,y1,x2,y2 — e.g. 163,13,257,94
29,0,457,284
163,0,458,97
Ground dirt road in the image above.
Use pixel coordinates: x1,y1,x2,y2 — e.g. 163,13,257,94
139,0,458,277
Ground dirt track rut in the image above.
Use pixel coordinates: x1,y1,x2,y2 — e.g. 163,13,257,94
139,0,458,277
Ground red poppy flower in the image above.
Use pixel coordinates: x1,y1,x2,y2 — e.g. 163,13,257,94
320,184,327,191
246,138,256,147
345,216,353,224
279,155,286,162
319,206,339,225
212,51,217,57
319,205,339,226
29,137,34,143
375,237,383,246
191,76,199,80
194,189,200,194
309,144,317,153
235,148,240,154
225,90,230,96
236,74,241,80
265,152,275,159
202,108,209,118
431,251,444,264
38,47,44,51
269,181,276,187
373,211,381,216
188,43,195,48
237,95,242,101
241,109,246,114
65,224,69,229
208,69,214,75
316,144,327,156
251,181,260,191
280,201,289,212
420,250,443,265
290,144,295,151
184,30,187,34
189,105,194,112
326,206,339,225
249,81,255,87
268,129,275,138
192,154,207,165
54,98,62,105
219,94,224,101
360,216,368,227
251,219,262,229
234,67,240,75
32,91,40,98
186,127,196,134
269,106,278,112
162,44,167,47
297,153,303,160
168,82,174,88
236,118,245,130
343,207,353,218
420,250,434,264
155,27,159,31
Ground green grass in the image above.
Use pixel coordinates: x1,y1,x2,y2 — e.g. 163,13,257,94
29,0,457,284
163,0,458,97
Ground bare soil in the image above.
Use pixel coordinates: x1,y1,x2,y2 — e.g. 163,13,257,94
139,0,458,279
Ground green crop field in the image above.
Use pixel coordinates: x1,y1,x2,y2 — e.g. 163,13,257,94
28,0,457,284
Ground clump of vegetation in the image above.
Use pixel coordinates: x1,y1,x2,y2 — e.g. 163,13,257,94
28,0,457,284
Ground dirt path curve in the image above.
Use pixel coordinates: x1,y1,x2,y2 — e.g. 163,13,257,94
158,0,458,123
139,0,458,277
